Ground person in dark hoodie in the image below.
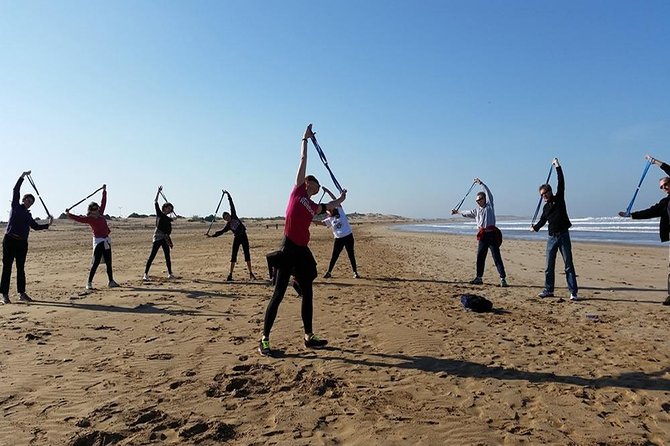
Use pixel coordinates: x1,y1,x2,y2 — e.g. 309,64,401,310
1,171,53,304
619,154,670,305
531,158,579,301
143,186,175,281
207,191,257,281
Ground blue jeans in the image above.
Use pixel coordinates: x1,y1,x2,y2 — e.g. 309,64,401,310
544,231,578,295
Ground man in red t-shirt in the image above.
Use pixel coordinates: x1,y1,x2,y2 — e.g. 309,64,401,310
259,124,347,357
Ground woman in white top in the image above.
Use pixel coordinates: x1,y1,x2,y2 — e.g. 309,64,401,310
320,186,359,279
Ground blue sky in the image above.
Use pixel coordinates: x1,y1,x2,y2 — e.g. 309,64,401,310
1,0,669,220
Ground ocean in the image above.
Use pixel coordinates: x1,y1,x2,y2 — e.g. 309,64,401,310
394,217,664,246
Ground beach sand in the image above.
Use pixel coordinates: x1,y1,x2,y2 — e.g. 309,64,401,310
0,218,668,445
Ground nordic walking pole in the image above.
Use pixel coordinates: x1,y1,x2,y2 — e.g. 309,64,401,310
623,158,653,217
309,127,344,194
205,190,226,235
67,186,105,211
26,174,52,217
452,181,477,213
157,186,177,218
531,163,554,226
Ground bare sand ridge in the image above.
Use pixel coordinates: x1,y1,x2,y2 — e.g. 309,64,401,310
0,218,668,445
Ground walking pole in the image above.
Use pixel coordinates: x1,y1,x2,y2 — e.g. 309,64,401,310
309,127,344,194
67,186,105,211
623,158,653,217
530,164,554,226
453,181,477,212
205,190,226,235
26,174,52,217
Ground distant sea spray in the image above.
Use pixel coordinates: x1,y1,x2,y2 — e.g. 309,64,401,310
395,216,662,246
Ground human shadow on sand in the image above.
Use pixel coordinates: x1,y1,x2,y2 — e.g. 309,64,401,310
29,300,224,317
285,347,670,392
126,285,238,300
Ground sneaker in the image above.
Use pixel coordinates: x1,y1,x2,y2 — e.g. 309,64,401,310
569,294,580,301
469,277,483,285
353,272,360,279
1,294,10,304
108,280,120,288
304,334,328,349
537,290,554,298
663,295,670,306
249,273,257,280
167,273,176,279
323,271,332,279
85,282,93,290
143,273,150,281
258,338,273,357
18,293,33,303
500,278,509,288
226,274,233,282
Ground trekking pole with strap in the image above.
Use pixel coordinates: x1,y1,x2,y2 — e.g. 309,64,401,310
67,186,104,211
206,190,226,235
309,129,344,194
531,164,554,226
26,174,52,217
453,181,477,213
623,158,653,217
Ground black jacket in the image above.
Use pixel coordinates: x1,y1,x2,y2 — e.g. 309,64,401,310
533,166,572,235
631,162,670,242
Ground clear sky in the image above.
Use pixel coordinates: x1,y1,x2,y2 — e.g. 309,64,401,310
1,0,669,221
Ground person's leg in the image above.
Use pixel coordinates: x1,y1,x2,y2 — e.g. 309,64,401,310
557,232,578,296
262,266,291,338
145,240,162,275
88,243,104,283
14,240,28,294
1,236,17,295
544,236,559,293
343,234,358,273
228,237,241,280
103,247,114,282
475,237,489,279
241,235,255,278
327,237,346,274
299,277,314,335
161,240,172,275
487,233,506,279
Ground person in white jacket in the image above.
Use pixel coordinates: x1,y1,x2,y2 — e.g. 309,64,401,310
320,186,359,279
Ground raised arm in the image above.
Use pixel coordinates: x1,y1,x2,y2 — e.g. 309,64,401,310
226,191,238,218
477,178,494,209
553,158,565,197
296,124,314,186
154,186,162,203
323,189,347,213
100,185,107,214
646,154,670,177
13,171,31,206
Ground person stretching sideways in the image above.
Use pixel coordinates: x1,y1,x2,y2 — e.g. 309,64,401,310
259,124,347,357
143,185,175,281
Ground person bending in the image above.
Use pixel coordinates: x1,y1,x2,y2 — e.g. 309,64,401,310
144,185,175,281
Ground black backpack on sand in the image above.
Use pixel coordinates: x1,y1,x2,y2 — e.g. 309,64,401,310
460,294,493,313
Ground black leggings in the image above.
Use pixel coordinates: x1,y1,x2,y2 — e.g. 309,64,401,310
90,242,114,283
145,239,172,275
0,235,28,294
263,238,317,338
231,233,251,262
327,233,357,273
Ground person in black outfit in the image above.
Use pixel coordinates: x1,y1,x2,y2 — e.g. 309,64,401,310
143,186,175,281
531,158,579,301
619,154,670,305
208,191,257,281
1,170,53,304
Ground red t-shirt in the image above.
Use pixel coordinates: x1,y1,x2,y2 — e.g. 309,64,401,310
284,184,319,246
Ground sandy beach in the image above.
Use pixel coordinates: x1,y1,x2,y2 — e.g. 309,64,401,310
0,217,668,445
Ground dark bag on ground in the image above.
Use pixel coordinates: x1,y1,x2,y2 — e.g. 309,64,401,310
460,294,493,313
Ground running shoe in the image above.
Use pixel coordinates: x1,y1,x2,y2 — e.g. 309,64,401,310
108,280,120,288
249,272,257,280
537,290,554,298
500,278,509,288
143,273,150,281
1,294,10,304
469,277,483,285
85,282,93,290
304,334,328,348
226,274,233,282
18,293,33,302
353,272,360,279
323,271,332,279
258,339,273,357
167,273,176,279
663,295,670,306
569,294,580,301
